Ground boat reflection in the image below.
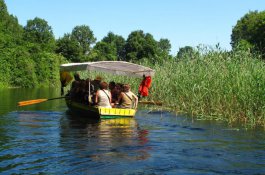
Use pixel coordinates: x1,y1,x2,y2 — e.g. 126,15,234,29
59,111,151,161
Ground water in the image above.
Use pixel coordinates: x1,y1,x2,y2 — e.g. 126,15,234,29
0,88,265,174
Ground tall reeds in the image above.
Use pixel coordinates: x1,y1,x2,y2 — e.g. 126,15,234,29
149,47,265,127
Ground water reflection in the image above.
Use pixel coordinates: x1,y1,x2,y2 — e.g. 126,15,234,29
0,108,265,174
59,112,151,164
0,88,65,116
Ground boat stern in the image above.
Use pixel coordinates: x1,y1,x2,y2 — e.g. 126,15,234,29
98,107,136,119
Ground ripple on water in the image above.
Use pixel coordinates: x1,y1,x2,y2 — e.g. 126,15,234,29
0,109,265,174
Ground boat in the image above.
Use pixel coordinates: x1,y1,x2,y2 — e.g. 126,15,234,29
60,61,155,119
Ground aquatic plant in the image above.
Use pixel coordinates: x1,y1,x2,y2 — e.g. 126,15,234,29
149,46,265,127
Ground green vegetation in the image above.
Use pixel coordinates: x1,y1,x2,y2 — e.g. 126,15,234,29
231,10,265,58
0,0,66,87
1,0,265,126
151,47,265,127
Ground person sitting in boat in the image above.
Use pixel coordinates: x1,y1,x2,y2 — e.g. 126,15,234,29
95,81,112,108
118,84,138,109
92,76,102,92
70,73,81,91
69,73,82,100
91,75,102,104
109,81,119,105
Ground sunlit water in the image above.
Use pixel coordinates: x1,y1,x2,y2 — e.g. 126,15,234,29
0,88,265,174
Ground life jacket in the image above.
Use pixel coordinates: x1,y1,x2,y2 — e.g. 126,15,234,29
138,76,152,97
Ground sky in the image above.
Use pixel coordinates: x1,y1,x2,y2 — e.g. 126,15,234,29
4,0,264,55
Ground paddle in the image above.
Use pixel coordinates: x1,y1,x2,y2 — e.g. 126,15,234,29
18,96,66,107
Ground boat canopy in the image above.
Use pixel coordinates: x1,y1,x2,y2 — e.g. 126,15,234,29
60,61,155,77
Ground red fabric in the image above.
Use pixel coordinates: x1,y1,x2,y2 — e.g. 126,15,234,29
138,76,152,97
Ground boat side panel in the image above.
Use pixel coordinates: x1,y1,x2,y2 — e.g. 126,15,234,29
66,100,136,119
66,100,100,118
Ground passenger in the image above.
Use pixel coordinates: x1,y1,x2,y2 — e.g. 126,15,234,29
109,81,116,92
92,76,102,92
91,76,102,104
116,83,123,93
70,73,82,100
109,81,119,104
118,84,138,109
95,82,112,108
78,80,87,103
115,83,123,107
71,73,81,90
69,81,80,100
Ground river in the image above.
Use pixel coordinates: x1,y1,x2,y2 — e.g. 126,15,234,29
0,88,264,174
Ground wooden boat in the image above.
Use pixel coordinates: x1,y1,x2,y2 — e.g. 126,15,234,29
60,61,155,119
65,98,136,119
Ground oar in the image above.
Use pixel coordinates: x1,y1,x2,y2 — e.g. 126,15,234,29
18,96,66,107
138,101,162,106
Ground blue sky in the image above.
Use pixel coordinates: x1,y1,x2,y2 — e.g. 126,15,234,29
4,0,264,55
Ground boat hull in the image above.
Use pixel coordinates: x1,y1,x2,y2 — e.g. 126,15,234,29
65,99,136,119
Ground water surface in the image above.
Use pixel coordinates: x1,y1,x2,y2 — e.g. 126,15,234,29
0,88,264,174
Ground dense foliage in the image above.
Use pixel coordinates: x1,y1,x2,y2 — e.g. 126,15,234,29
176,46,198,60
231,10,265,57
0,0,65,88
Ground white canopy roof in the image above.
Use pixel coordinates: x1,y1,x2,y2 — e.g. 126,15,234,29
60,61,155,77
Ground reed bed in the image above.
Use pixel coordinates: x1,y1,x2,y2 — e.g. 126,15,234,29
150,47,265,127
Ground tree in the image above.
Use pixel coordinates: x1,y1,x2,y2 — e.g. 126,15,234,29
0,0,25,86
102,32,126,60
158,38,171,55
71,25,96,55
0,0,7,16
24,17,56,52
156,38,172,62
0,0,62,87
124,30,145,61
176,46,196,60
90,41,117,61
124,30,158,62
231,11,265,56
56,33,82,62
0,0,23,45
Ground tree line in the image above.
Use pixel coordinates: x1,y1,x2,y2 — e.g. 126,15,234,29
0,0,264,88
